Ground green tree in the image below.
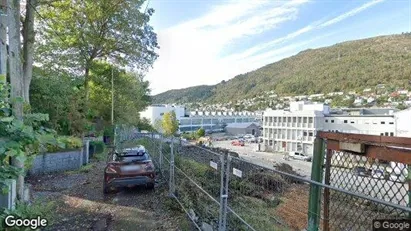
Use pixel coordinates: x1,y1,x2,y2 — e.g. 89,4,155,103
196,127,205,137
161,111,178,137
88,62,151,127
36,0,158,105
30,68,86,136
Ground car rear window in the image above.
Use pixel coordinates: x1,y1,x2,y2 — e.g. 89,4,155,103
116,151,150,162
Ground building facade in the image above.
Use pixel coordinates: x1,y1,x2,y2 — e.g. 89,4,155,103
141,105,259,133
263,102,328,155
262,101,409,156
225,122,261,136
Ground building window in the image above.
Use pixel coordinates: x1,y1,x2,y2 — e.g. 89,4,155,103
308,132,313,137
389,122,394,125
303,131,307,136
331,120,335,123
380,133,384,136
390,132,394,136
344,120,348,123
293,117,297,123
373,121,377,125
381,121,385,124
288,117,291,122
350,121,355,124
385,132,389,136
303,117,307,123
308,117,313,123
325,119,328,123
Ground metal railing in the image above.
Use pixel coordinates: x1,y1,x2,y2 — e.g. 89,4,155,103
114,128,411,231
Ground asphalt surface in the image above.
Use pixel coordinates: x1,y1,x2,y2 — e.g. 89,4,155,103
212,140,313,178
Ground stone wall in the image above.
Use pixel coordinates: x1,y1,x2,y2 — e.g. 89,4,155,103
29,150,83,175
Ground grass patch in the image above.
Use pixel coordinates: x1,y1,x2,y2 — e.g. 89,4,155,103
0,200,56,230
66,163,94,174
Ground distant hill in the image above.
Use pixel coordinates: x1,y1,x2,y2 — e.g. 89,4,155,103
153,34,411,104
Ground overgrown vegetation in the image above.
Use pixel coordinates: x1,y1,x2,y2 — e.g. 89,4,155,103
0,200,56,231
171,148,302,230
154,34,411,104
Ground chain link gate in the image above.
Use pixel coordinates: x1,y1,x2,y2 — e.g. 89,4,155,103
312,132,411,231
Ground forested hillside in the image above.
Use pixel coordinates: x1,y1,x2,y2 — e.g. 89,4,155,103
153,34,411,104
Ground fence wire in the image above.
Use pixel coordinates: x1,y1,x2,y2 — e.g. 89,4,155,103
322,150,410,231
112,132,411,231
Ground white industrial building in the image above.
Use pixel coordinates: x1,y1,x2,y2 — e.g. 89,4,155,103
262,101,411,156
141,104,260,133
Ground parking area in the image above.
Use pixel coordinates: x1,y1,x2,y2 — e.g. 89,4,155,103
212,140,312,178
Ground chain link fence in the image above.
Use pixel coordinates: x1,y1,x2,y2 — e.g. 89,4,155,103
322,149,410,231
113,130,411,231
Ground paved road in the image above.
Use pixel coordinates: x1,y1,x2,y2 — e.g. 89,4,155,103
212,140,312,178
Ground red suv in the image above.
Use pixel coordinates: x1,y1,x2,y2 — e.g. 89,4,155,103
103,146,155,194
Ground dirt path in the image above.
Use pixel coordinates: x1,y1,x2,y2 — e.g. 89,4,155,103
27,160,193,231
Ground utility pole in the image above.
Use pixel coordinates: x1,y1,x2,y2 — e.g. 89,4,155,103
111,68,114,126
111,68,115,147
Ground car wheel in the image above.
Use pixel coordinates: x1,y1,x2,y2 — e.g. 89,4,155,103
146,183,155,190
103,181,113,194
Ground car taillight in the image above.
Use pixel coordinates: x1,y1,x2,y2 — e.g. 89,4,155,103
145,162,154,171
105,165,117,174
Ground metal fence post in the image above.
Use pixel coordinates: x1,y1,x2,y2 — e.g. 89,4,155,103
307,138,326,231
169,137,175,196
218,152,230,231
159,134,163,174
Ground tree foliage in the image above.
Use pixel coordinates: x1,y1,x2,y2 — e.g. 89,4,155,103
88,62,151,127
0,81,57,193
30,68,86,136
153,34,411,104
160,111,178,137
196,128,205,137
36,0,159,105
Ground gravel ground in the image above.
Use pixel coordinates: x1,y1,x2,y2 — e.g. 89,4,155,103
27,160,194,231
212,140,312,178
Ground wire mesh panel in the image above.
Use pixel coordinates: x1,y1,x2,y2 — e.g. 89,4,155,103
324,149,410,231
227,156,309,231
172,142,223,229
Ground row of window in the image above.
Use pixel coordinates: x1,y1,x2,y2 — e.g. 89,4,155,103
264,116,314,123
324,119,394,125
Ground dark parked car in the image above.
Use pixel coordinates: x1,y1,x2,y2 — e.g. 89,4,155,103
103,146,155,194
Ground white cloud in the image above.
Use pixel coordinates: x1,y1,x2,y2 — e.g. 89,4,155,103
147,0,309,94
319,0,385,28
223,0,385,63
147,0,383,95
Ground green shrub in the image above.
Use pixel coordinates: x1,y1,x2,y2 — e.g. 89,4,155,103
90,141,105,154
45,136,83,153
0,200,56,231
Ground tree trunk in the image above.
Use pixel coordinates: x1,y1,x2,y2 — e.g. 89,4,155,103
8,0,25,200
0,0,6,78
22,0,37,104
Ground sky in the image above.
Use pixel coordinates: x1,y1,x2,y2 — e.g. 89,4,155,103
145,0,411,95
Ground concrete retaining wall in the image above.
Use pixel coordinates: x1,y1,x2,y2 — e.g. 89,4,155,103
28,150,83,175
28,141,89,175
